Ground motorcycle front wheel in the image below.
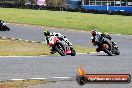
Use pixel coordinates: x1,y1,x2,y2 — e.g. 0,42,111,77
55,43,66,56
114,47,120,55
5,26,10,31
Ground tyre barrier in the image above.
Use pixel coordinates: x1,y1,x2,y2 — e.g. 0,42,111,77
0,36,45,44
0,3,132,16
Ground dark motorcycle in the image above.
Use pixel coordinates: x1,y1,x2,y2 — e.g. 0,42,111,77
0,20,10,31
47,35,76,56
101,38,120,56
92,36,120,56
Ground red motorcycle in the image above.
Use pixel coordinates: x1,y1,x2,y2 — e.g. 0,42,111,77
47,35,76,56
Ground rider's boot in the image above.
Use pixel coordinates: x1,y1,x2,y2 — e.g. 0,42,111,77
96,48,102,52
70,47,74,51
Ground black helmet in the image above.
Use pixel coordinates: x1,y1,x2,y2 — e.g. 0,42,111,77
44,30,50,37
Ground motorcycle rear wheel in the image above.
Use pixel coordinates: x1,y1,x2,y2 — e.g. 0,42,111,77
70,48,76,56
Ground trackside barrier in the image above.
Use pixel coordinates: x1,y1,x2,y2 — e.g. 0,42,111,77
0,3,132,16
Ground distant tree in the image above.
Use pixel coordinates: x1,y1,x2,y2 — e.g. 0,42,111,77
15,0,27,4
14,0,37,5
46,0,64,7
29,0,36,5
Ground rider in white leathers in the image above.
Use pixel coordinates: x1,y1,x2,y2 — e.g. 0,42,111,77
44,30,73,54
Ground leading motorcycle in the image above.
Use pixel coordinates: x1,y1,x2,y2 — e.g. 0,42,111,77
47,35,76,56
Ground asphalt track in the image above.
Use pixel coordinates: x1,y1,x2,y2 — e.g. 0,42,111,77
0,23,132,88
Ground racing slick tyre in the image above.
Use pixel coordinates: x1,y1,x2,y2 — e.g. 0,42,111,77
70,48,76,56
6,27,10,31
55,43,66,56
4,25,10,31
104,48,113,56
114,47,120,55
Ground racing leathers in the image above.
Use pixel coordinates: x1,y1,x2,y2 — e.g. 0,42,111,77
91,32,116,52
45,32,73,54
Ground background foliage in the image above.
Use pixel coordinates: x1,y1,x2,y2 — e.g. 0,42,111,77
0,0,65,6
45,0,64,7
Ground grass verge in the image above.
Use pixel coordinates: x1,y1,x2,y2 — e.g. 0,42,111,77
0,8,132,34
0,80,48,88
0,39,95,56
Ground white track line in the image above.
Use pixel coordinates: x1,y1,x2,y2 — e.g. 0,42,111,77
10,79,25,81
41,42,45,44
88,52,97,54
16,24,20,26
77,53,87,55
0,53,96,57
18,39,22,41
0,77,73,82
117,34,121,35
0,36,45,44
52,77,71,79
28,78,47,80
23,24,28,26
0,56,47,58
77,51,104,55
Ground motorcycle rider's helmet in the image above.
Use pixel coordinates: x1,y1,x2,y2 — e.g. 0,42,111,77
44,30,50,37
103,32,108,36
91,29,96,36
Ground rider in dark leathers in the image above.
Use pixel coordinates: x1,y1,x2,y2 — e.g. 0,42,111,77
44,30,73,54
91,29,116,52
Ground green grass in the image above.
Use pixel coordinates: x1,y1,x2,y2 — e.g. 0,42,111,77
0,39,50,56
0,39,95,56
0,8,132,34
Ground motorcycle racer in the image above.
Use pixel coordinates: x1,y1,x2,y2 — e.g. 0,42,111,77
44,29,73,54
0,20,4,25
91,29,116,52
0,20,10,31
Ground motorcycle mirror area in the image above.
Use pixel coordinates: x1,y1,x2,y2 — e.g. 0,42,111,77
0,20,10,31
76,66,131,86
